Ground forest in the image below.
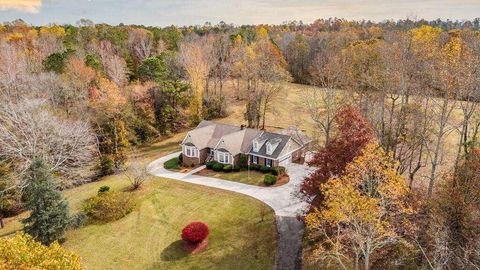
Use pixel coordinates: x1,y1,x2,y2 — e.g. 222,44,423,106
0,17,480,269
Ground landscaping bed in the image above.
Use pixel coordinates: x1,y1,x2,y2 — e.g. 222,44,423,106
195,161,289,187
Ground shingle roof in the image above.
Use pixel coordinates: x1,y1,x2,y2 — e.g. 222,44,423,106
183,121,308,159
183,121,241,150
248,132,292,159
215,129,263,156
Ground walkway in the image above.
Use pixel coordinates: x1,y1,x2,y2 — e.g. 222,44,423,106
148,152,314,270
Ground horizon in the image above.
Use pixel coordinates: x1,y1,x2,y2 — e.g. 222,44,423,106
0,0,479,27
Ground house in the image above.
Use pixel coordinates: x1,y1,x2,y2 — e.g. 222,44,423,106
180,120,312,167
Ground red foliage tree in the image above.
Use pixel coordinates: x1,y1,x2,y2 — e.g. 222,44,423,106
301,106,376,207
181,222,209,243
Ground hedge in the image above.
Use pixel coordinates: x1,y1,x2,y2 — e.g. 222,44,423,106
223,164,233,172
212,163,224,172
259,166,271,174
206,161,218,170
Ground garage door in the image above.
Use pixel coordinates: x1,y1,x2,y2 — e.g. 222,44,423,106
278,155,291,166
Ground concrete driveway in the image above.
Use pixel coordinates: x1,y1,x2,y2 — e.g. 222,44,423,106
148,152,314,217
148,151,314,270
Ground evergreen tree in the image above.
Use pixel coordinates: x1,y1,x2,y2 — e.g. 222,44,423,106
22,160,70,245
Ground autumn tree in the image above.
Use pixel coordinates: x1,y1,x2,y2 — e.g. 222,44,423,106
0,232,83,270
178,35,214,124
305,142,413,270
301,106,376,204
91,78,129,172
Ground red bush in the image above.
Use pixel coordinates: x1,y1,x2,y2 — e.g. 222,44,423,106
182,222,209,243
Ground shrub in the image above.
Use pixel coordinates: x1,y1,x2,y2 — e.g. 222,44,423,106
233,165,241,172
83,192,135,223
250,164,261,171
98,185,110,194
264,175,277,186
206,161,218,170
0,232,83,270
182,222,209,243
212,163,224,172
260,166,271,174
271,166,286,176
164,157,180,170
223,164,233,172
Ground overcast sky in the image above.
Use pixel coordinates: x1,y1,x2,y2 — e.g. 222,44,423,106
0,0,479,26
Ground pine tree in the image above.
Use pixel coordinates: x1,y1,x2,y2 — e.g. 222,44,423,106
22,159,70,245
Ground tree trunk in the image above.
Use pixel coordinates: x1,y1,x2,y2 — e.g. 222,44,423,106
0,214,4,229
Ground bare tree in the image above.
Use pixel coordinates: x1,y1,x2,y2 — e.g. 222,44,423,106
98,40,128,87
127,28,154,63
0,99,96,179
124,158,149,190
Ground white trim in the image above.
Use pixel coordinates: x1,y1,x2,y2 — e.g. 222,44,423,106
216,151,233,165
248,144,304,161
183,145,199,158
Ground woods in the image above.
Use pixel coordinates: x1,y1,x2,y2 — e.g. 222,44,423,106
0,17,479,269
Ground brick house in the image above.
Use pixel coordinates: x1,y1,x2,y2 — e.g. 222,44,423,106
180,121,312,167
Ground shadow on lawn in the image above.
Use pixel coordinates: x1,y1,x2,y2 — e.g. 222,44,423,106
160,240,189,261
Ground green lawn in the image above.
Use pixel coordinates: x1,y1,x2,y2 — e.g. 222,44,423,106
63,177,276,270
164,157,181,170
1,134,276,270
196,169,268,186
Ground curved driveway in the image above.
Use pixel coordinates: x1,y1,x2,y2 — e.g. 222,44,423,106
148,152,313,217
148,151,314,270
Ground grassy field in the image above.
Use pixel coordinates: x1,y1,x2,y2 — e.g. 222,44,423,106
195,168,267,186
1,133,276,270
62,177,275,270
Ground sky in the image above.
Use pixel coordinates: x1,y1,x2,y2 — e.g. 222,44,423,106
0,0,479,26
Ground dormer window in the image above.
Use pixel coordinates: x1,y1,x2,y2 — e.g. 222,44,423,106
266,143,272,155
253,141,259,152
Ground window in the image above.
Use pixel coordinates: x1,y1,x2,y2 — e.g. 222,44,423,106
266,143,272,154
183,145,198,158
253,141,259,152
217,152,231,164
266,158,273,167
251,155,259,164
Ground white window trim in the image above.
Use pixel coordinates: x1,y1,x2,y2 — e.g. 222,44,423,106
216,151,232,165
183,145,199,158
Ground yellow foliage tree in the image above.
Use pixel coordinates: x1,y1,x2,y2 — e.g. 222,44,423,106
40,25,66,37
0,232,83,270
305,142,413,270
